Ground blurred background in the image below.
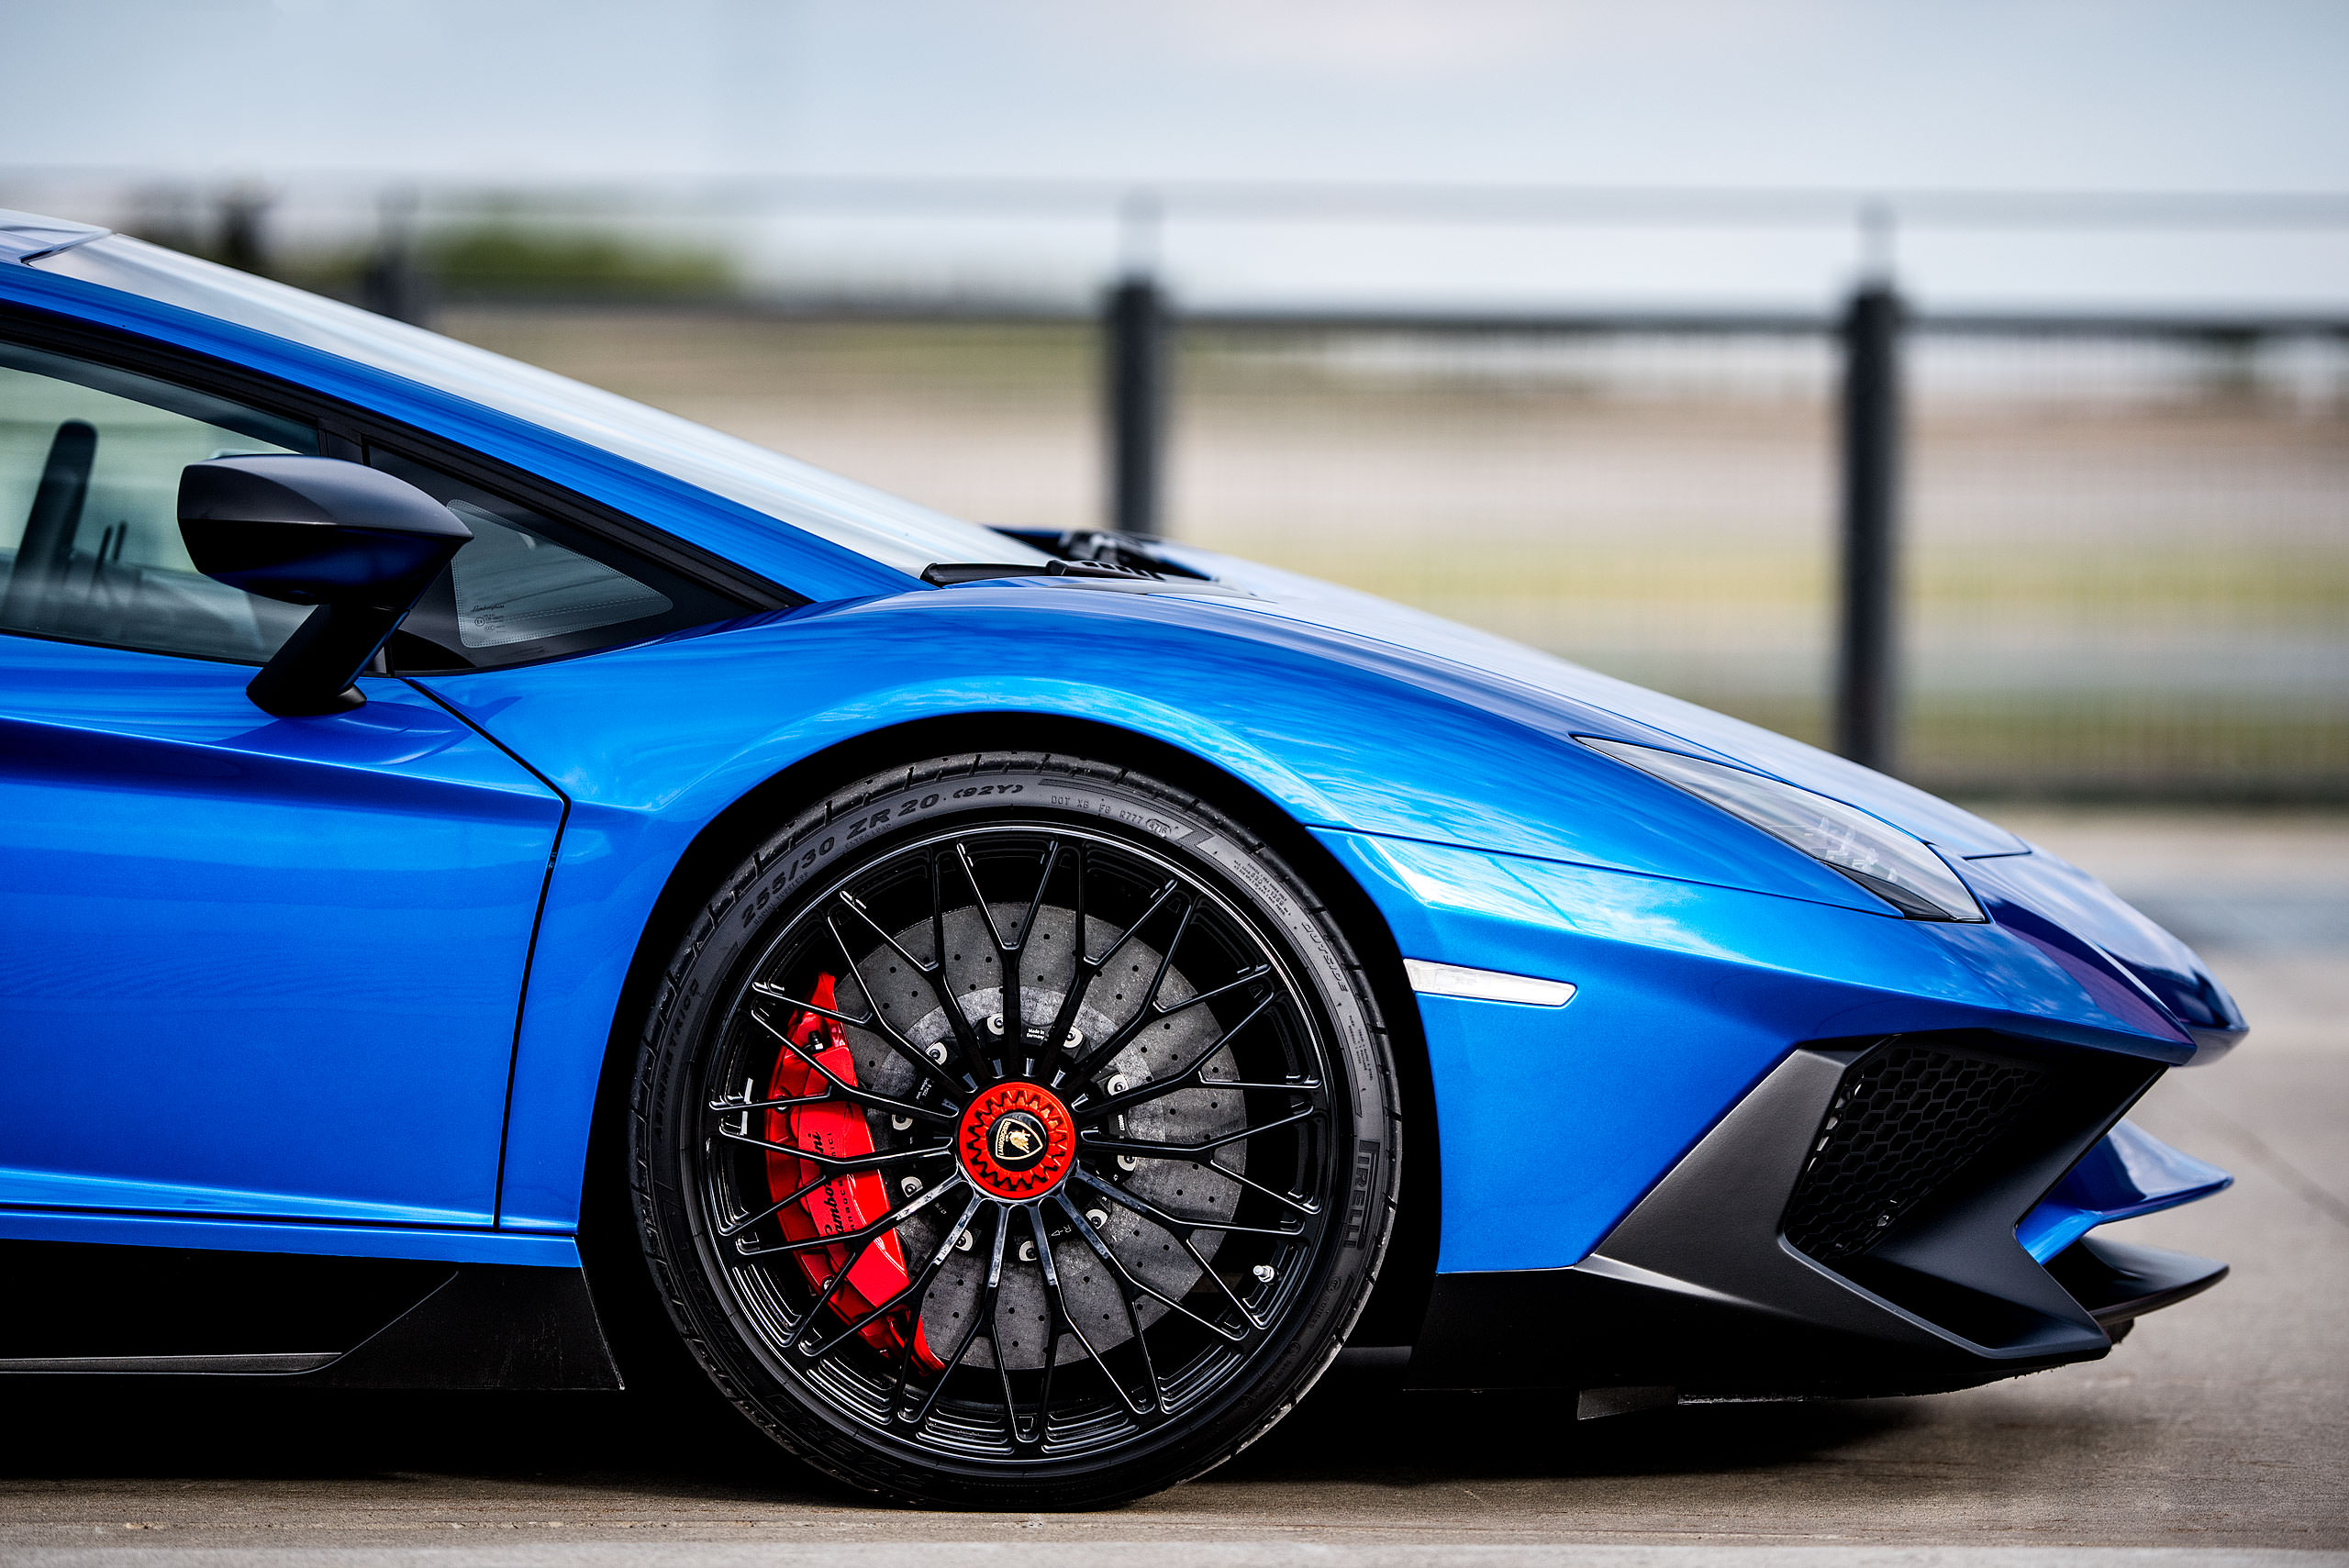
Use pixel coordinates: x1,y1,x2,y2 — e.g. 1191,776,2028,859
5,0,2344,804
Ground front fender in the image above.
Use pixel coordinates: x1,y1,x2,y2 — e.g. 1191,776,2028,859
430,586,1888,1232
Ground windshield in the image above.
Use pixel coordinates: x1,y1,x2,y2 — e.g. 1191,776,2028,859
28,236,1046,579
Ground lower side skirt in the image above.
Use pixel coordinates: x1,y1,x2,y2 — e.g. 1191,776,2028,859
0,1240,620,1390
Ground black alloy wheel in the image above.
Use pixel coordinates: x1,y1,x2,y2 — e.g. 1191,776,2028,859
630,752,1400,1508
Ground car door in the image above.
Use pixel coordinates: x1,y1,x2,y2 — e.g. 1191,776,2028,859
0,333,564,1229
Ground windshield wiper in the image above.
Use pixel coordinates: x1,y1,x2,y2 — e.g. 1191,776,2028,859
920,558,1153,586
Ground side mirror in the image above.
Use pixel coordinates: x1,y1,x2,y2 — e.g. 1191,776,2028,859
179,456,472,717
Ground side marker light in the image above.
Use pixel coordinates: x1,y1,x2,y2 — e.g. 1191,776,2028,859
1403,959,1576,1007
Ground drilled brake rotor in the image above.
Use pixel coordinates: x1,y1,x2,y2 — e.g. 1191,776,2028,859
836,905,1243,1369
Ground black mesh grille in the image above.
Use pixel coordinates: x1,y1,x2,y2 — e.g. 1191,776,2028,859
1782,1042,2046,1262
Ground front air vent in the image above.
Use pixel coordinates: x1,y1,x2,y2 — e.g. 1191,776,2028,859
1782,1040,2046,1262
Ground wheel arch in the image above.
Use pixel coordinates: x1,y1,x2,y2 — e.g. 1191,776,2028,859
576,710,1440,1361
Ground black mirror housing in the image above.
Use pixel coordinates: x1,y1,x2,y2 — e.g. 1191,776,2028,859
180,456,472,717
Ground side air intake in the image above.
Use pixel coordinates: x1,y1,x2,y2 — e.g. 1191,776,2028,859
1782,1040,2047,1262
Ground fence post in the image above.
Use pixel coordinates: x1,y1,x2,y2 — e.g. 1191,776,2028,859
1104,274,1167,536
361,188,429,327
1835,281,1904,773
216,186,272,278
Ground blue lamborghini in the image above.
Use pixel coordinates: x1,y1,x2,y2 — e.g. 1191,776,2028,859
0,208,2241,1507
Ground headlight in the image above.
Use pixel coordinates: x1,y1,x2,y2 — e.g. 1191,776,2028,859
1579,738,1987,923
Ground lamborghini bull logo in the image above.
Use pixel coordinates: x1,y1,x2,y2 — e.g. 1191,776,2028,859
990,1110,1049,1169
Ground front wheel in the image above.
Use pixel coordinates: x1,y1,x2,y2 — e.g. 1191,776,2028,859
629,751,1400,1508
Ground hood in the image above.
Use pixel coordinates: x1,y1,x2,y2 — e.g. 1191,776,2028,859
1149,541,2026,859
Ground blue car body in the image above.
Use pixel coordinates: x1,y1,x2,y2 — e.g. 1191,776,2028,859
0,212,2238,1398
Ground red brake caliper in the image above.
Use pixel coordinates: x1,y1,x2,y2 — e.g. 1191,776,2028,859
765,973,939,1368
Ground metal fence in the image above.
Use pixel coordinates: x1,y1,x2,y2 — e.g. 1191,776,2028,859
435,297,2347,803
9,172,2342,800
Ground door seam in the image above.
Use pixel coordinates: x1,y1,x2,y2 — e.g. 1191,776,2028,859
404,677,573,1233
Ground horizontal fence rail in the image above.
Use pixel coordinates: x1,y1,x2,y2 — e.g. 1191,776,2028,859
405,295,2344,803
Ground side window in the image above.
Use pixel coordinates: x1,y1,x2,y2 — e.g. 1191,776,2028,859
368,449,735,673
0,340,317,662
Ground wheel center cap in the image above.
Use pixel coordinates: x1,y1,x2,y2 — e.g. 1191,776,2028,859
959,1082,1076,1199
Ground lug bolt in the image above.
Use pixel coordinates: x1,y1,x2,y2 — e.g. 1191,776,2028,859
1018,1240,1039,1262
1252,1264,1276,1284
900,1175,923,1196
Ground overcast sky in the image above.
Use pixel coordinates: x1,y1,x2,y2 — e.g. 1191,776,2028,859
6,0,2345,308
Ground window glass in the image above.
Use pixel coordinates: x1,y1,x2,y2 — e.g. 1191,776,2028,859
443,498,671,648
0,340,317,662
368,448,724,671
36,236,1050,579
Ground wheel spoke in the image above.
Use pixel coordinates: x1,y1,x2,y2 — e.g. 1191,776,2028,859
924,851,996,1075
982,1212,1021,1448
951,841,1015,1078
742,983,874,1033
1078,1102,1319,1162
1056,1195,1167,1409
952,836,1063,1079
867,1195,985,1410
1069,1166,1306,1239
708,1088,844,1115
1043,877,1183,1090
729,1165,963,1253
1019,1206,1065,1440
833,875,988,1078
715,1123,953,1173
883,1286,926,1418
742,1004,959,1121
824,913,978,1095
785,1197,922,1351
1084,874,1183,979
1096,1241,1249,1345
1068,1170,1274,1331
721,1162,874,1243
897,1199,1001,1428
1007,840,1064,1076
1032,846,1094,1083
1070,990,1291,1116
1085,1073,1319,1119
1061,1192,1245,1344
1108,1153,1323,1218
1028,1205,1151,1419
1062,951,1276,1089
802,1188,985,1361
709,1077,955,1129
709,1089,850,1112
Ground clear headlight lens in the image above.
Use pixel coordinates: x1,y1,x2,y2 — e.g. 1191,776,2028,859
1580,738,1987,922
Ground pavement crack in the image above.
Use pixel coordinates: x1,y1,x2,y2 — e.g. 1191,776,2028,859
2176,1079,2349,1231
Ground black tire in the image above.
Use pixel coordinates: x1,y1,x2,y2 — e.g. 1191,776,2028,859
629,750,1399,1509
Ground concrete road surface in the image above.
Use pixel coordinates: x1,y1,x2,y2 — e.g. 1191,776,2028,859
2,809,2342,1567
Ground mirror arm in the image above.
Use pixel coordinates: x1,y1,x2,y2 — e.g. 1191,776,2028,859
245,590,431,718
